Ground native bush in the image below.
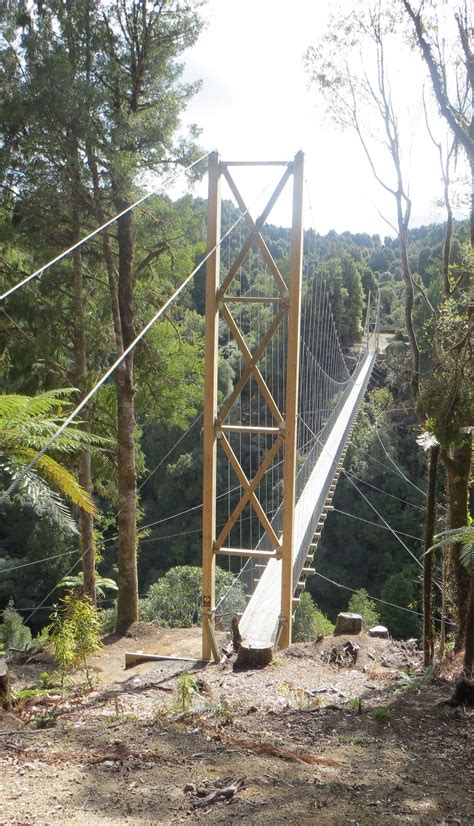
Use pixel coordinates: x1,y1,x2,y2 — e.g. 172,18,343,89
293,593,318,642
293,592,334,642
0,600,32,653
348,588,380,630
141,565,246,627
315,607,335,636
47,593,102,686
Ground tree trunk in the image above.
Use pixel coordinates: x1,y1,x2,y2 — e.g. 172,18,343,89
444,436,472,650
397,206,420,400
464,579,474,679
422,444,439,666
71,183,96,604
0,657,11,709
78,447,95,603
470,158,474,248
234,641,273,670
114,204,139,633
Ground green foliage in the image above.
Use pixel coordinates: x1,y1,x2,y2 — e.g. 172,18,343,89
380,572,419,639
418,280,472,446
57,573,118,599
38,671,51,688
396,666,434,691
293,593,318,642
0,600,32,652
47,593,103,687
315,608,335,636
100,606,118,634
293,593,334,641
31,708,60,729
0,390,104,530
429,525,474,574
373,706,392,722
174,673,197,713
0,503,77,632
141,566,246,628
348,588,381,630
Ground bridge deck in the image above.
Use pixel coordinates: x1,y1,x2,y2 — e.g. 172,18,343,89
239,347,376,644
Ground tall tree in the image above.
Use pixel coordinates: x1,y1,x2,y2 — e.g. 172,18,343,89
306,1,472,658
83,0,204,631
0,1,206,631
402,0,473,658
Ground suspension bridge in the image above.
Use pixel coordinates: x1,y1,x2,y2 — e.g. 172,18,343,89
200,152,379,659
0,150,380,660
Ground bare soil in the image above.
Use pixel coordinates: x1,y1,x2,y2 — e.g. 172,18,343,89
1,625,472,825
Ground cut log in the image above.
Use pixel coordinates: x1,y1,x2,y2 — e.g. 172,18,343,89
234,639,273,670
334,612,362,636
0,657,11,708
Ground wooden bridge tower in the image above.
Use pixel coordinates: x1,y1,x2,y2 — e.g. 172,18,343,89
201,152,304,660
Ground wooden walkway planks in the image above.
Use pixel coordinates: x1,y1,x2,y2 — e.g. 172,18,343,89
239,348,377,645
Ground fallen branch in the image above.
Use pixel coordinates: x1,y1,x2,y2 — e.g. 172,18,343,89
192,776,245,809
201,723,340,766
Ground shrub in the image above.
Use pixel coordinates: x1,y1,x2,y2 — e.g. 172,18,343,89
141,565,246,628
293,593,318,642
0,601,32,653
47,593,102,687
315,607,335,636
100,605,117,634
293,593,334,642
174,673,197,712
347,588,380,630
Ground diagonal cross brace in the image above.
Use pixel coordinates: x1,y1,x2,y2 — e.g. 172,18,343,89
218,433,282,551
219,163,293,296
214,433,284,550
217,308,286,427
221,304,284,425
222,166,288,294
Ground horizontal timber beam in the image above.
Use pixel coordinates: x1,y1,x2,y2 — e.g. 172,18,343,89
215,547,278,559
219,424,282,435
221,161,290,166
222,295,287,304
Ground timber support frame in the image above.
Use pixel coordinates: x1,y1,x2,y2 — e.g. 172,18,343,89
202,152,304,660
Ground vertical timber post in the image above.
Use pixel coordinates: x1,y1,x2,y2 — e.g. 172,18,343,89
279,150,304,649
202,152,221,661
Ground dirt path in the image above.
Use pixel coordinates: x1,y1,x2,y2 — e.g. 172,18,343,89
1,628,472,825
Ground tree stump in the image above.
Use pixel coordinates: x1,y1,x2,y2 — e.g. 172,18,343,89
334,612,362,636
0,657,11,709
233,639,273,670
231,616,243,652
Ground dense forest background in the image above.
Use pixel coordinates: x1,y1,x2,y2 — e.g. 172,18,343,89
1,198,469,638
0,1,471,661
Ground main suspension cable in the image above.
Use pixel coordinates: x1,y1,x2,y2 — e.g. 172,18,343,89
0,151,213,302
0,200,260,505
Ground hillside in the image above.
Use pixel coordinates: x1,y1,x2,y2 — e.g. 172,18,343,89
1,625,472,824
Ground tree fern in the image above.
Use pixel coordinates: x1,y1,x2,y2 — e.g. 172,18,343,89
428,526,474,574
1,390,105,528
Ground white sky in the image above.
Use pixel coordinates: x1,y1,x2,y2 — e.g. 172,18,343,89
179,0,469,236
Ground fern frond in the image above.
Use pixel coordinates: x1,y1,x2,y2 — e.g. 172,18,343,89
0,389,76,425
1,424,109,454
428,526,474,573
1,459,79,533
5,449,97,516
